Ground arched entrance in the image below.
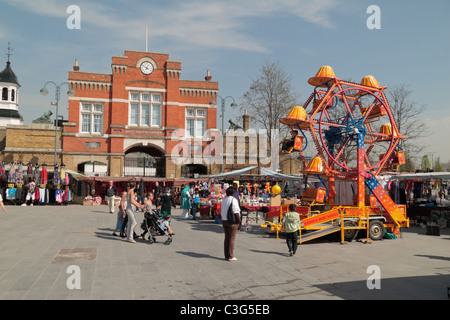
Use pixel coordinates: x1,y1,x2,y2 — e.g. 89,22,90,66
124,145,165,177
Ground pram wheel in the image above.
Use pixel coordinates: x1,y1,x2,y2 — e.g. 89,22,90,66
164,237,173,245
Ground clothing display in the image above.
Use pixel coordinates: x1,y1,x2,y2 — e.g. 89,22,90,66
63,189,72,202
55,189,62,203
53,164,60,186
6,188,16,199
0,162,5,178
15,187,23,201
27,163,33,178
33,164,40,185
15,162,24,185
8,162,15,183
39,187,47,204
0,163,75,205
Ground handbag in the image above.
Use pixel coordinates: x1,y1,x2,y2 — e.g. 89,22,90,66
226,197,237,223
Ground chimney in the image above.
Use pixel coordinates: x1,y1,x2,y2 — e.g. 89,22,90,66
73,59,79,72
243,109,249,131
205,69,212,81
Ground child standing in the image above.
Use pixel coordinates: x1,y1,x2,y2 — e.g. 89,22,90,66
282,204,301,256
112,206,125,236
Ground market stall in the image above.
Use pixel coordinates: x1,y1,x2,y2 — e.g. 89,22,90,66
0,162,83,206
198,166,318,222
386,172,450,228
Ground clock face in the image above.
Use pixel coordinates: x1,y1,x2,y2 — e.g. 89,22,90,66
140,61,154,75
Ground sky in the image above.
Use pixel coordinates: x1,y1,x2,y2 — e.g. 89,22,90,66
0,0,449,164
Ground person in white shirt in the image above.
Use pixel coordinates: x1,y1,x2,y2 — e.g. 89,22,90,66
221,187,241,262
22,181,36,206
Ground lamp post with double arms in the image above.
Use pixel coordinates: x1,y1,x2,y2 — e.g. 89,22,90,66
40,81,75,168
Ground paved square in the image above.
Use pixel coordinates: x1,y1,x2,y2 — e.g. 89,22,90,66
0,204,449,300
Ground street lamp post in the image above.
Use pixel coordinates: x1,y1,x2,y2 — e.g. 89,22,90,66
210,95,237,173
40,81,75,168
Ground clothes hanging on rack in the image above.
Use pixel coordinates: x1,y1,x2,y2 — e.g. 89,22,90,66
34,164,40,185
40,164,48,185
27,163,33,178
8,162,15,184
34,187,39,202
63,189,71,202
53,165,60,186
55,189,62,203
6,187,16,200
0,162,5,178
60,167,66,185
39,187,46,204
15,162,24,185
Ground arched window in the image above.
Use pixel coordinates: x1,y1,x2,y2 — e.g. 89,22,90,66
1,87,8,101
11,89,15,101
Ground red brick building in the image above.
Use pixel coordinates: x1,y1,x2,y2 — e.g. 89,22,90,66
63,50,219,178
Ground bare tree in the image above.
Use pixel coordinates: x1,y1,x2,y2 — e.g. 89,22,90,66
421,155,431,172
386,84,429,168
443,160,450,172
240,60,299,147
433,157,444,172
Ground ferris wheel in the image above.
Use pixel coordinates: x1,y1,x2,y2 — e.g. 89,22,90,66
281,66,405,178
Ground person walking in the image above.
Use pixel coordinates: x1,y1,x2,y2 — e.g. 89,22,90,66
221,187,241,262
105,181,117,213
282,204,301,256
180,185,192,219
112,200,125,237
153,181,162,208
160,187,176,219
138,192,155,240
122,181,145,243
138,179,146,207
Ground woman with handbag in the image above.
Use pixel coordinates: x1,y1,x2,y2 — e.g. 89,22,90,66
220,187,241,262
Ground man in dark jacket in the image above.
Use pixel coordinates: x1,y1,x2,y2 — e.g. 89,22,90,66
105,181,117,213
160,187,176,218
153,181,162,207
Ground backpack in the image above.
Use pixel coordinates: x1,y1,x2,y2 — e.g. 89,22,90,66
226,197,237,223
193,194,199,205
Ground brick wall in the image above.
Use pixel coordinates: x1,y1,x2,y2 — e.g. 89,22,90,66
2,124,62,167
64,50,219,177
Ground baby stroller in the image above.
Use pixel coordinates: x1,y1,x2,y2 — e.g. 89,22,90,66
140,210,173,245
